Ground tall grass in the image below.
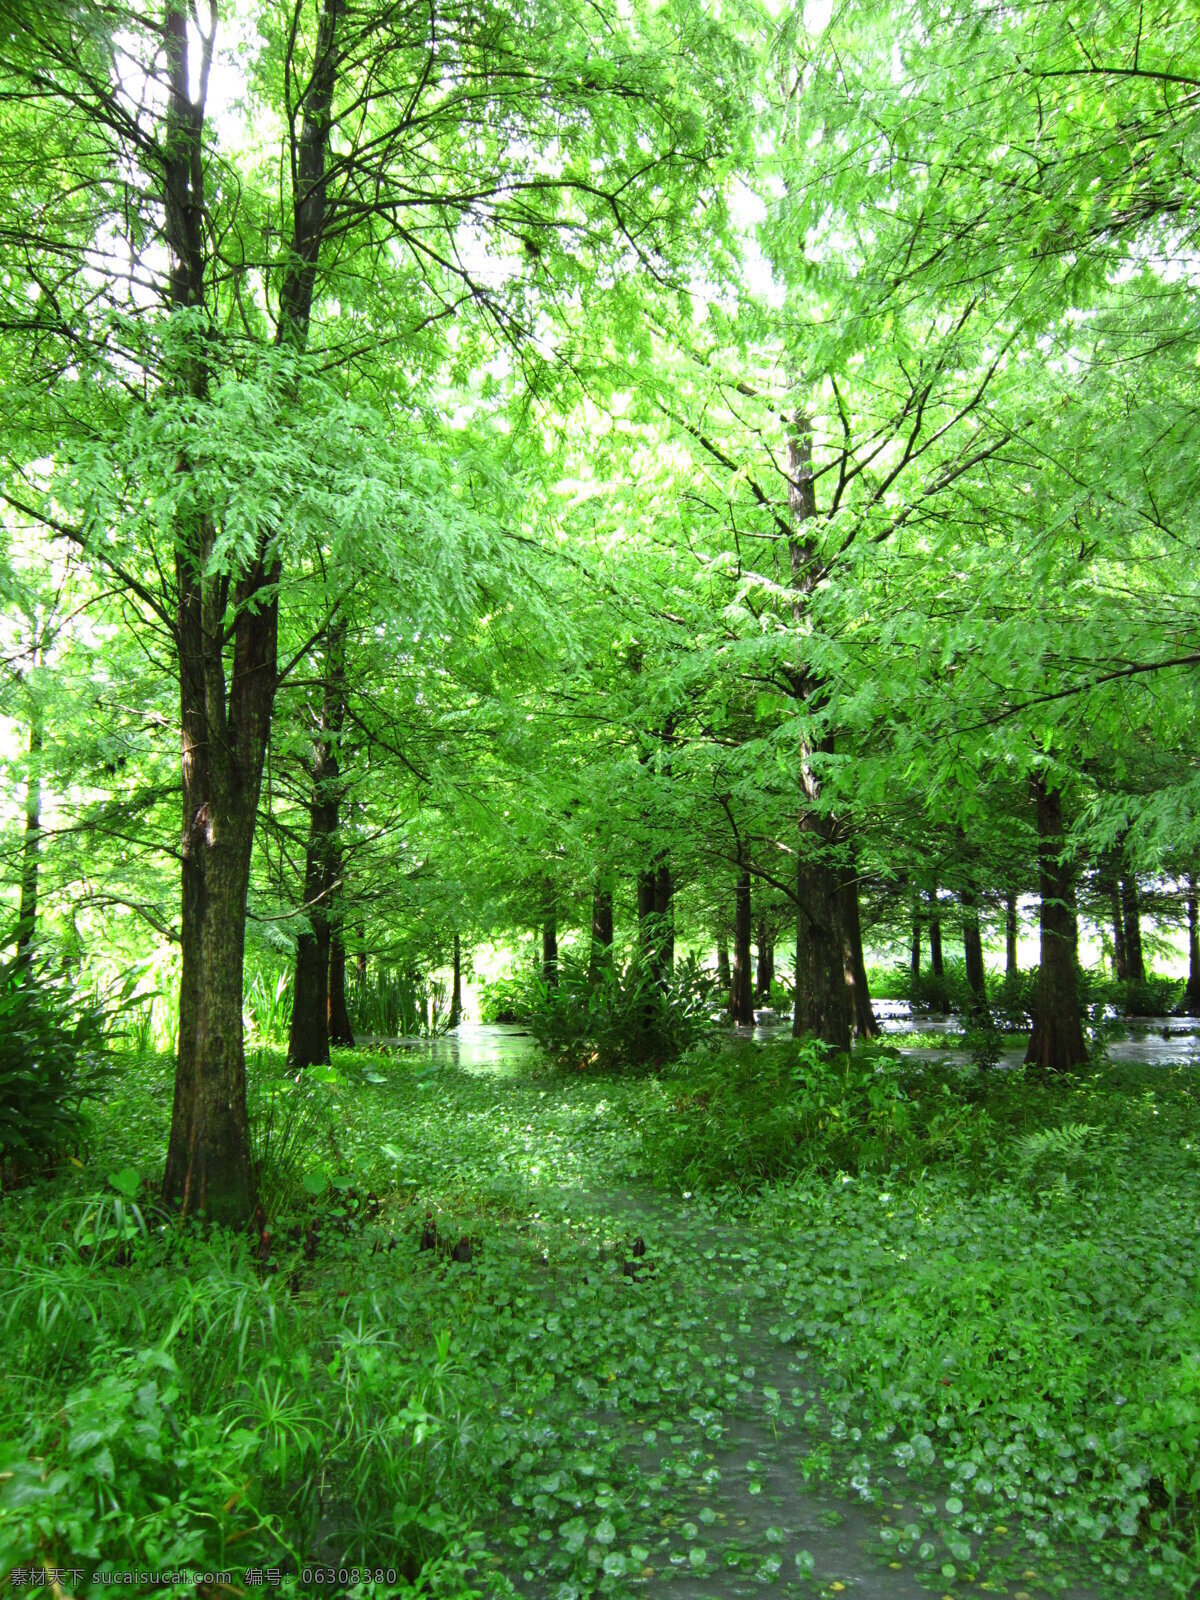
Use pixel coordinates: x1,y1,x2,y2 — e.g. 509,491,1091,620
349,964,450,1038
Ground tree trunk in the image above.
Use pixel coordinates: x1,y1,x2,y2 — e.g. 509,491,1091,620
541,878,558,987
328,926,354,1046
730,869,755,1023
840,867,878,1038
162,0,341,1225
637,868,657,971
1024,777,1087,1071
928,905,944,978
1110,883,1128,979
755,917,774,997
325,834,353,1046
1180,877,1200,1018
960,888,989,1019
589,877,614,983
716,935,731,992
16,679,42,966
794,821,851,1049
910,913,922,985
1005,891,1019,974
786,412,851,1051
654,859,674,982
1120,871,1146,984
448,931,463,1028
288,621,347,1069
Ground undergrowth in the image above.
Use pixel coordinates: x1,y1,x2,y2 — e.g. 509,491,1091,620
2,1034,1198,1597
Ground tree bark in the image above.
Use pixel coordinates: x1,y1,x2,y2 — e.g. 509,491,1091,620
1120,870,1146,984
16,673,42,966
289,620,348,1068
637,868,657,970
541,878,558,987
960,888,989,1019
162,0,341,1224
1005,891,1019,975
786,410,851,1051
654,859,674,982
910,913,922,986
716,935,731,992
1180,876,1200,1018
928,903,944,978
1024,777,1087,1070
448,931,463,1028
1110,883,1128,979
589,877,614,983
840,867,879,1038
755,917,774,997
328,930,354,1046
730,868,755,1023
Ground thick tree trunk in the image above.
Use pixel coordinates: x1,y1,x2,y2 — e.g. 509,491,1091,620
840,867,878,1039
960,888,989,1019
1180,877,1200,1018
541,878,558,987
730,869,755,1023
910,913,922,985
1120,871,1146,984
755,917,774,998
16,687,41,965
162,0,341,1225
1024,777,1087,1070
589,877,614,983
1005,891,1019,974
328,926,354,1046
716,935,731,992
794,820,851,1049
288,621,347,1069
447,932,463,1028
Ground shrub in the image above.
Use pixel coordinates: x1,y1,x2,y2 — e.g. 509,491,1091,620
0,954,111,1186
526,951,716,1072
477,967,541,1025
639,1035,996,1191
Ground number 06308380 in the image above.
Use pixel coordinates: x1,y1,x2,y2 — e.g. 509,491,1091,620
300,1568,400,1588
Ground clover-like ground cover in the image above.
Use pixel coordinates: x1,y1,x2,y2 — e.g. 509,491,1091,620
2,1036,1197,1599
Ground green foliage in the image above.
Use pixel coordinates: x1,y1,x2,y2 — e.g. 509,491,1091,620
244,962,294,1046
476,968,540,1026
639,1037,997,1192
350,965,451,1039
0,953,110,1183
247,1060,335,1221
525,952,716,1072
0,1201,481,1586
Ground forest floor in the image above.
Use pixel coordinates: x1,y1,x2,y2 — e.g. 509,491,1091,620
3,1025,1199,1600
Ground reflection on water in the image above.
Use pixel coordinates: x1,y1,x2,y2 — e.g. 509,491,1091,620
357,1007,1200,1075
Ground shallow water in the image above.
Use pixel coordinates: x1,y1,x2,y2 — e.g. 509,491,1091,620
359,1008,1200,1077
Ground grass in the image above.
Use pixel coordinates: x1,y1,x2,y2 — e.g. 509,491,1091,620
2,1034,1198,1597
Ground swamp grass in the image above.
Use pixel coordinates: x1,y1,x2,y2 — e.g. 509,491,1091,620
1,1038,1198,1598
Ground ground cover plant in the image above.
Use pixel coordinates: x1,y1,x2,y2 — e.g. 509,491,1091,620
4,1033,1199,1597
